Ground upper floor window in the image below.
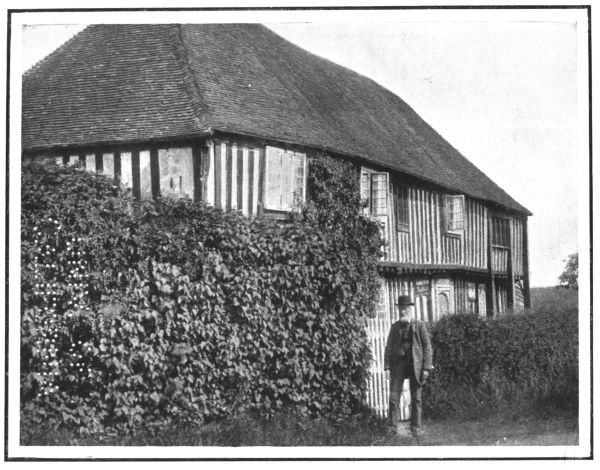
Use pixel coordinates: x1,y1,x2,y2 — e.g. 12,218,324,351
361,168,389,217
264,146,306,212
370,173,389,216
393,184,410,232
445,194,465,233
491,215,510,247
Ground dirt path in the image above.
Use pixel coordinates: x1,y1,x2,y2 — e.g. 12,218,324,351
377,416,578,446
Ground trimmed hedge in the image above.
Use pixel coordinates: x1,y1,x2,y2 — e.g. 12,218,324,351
20,159,383,435
424,309,578,420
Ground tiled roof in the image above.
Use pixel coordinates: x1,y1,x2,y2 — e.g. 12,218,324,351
22,23,530,214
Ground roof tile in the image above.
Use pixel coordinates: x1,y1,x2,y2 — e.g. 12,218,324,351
22,23,530,214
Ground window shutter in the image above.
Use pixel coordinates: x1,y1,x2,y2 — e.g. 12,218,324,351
265,148,282,210
293,154,306,208
265,146,306,211
360,168,371,214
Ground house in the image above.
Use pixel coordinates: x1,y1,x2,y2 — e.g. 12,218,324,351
22,23,531,417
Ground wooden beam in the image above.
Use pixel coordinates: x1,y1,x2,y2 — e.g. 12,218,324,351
237,148,244,210
132,150,141,200
522,216,531,308
150,148,160,199
486,214,497,317
225,143,232,211
248,150,254,215
257,147,265,216
506,219,515,309
215,141,222,209
114,151,122,182
95,152,103,173
192,144,203,203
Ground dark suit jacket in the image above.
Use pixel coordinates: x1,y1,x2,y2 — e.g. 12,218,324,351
384,319,433,384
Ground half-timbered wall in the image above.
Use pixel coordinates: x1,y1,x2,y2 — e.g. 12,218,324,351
511,217,524,277
367,277,412,418
43,149,524,283
368,170,490,271
206,140,265,216
366,272,490,417
454,278,487,315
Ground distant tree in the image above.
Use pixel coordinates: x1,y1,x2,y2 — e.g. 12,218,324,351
558,253,578,289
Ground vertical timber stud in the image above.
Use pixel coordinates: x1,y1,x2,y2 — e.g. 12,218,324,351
522,216,531,308
257,147,266,216
150,148,160,199
486,215,497,317
132,150,141,200
427,276,434,322
114,151,122,182
506,219,515,310
248,150,255,215
237,148,244,210
95,152,103,173
192,144,203,203
200,145,210,203
225,143,232,211
214,141,222,209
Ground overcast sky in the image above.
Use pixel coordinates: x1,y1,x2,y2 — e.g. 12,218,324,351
20,20,580,287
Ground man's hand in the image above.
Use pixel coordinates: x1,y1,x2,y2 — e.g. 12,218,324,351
385,369,390,381
421,369,430,382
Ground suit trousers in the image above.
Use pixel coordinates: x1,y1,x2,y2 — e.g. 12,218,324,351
388,357,422,429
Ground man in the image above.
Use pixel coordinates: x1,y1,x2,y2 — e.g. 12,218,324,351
384,295,433,437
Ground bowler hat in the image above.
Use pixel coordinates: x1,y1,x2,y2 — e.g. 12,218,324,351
395,295,414,307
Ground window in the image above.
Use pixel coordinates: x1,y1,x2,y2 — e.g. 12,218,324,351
158,147,194,200
444,194,465,233
264,146,306,212
393,184,409,232
467,282,477,314
370,173,388,216
360,168,389,248
360,168,389,217
491,216,510,247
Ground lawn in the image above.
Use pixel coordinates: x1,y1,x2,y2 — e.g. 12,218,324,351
23,410,577,447
384,415,578,446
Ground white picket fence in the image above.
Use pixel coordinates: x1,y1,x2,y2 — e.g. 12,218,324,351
366,316,411,420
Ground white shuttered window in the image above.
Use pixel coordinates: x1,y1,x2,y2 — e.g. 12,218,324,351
360,167,389,250
360,167,389,217
264,146,306,211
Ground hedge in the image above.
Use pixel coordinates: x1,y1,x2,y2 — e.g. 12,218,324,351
424,309,578,420
20,159,383,435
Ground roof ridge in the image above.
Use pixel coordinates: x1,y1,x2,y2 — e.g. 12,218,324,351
168,24,213,131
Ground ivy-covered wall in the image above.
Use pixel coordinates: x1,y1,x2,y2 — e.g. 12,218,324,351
20,158,383,434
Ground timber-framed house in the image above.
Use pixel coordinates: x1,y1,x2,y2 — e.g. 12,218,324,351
22,24,532,416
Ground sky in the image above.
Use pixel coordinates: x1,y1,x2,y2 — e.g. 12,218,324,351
20,19,581,287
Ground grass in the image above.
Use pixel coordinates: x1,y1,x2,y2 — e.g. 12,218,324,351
386,415,578,446
22,409,577,447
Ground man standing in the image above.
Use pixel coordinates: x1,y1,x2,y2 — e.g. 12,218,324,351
384,295,433,437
